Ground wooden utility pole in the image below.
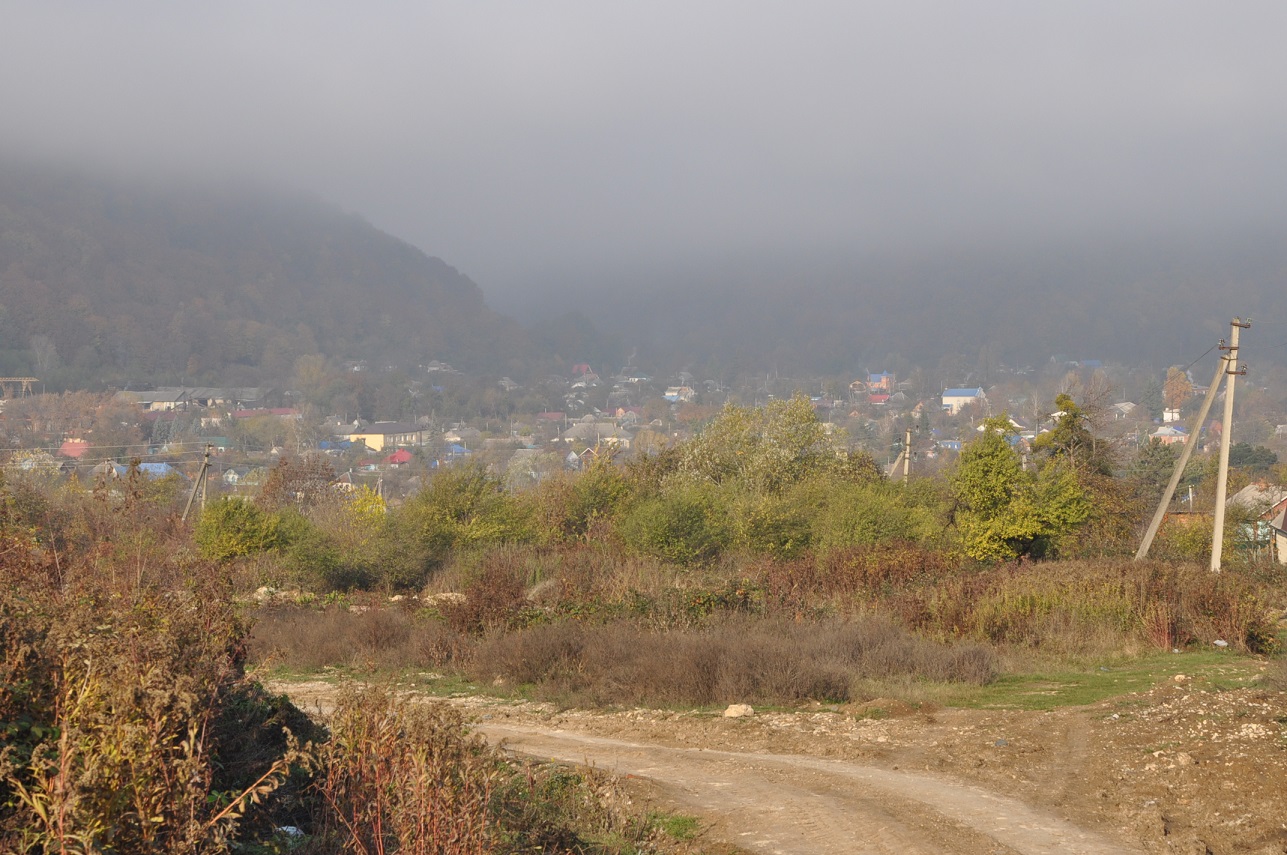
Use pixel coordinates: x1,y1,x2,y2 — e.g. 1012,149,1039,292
182,445,213,523
1211,318,1250,572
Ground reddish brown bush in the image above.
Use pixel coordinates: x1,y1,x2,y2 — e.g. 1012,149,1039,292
468,615,995,707
249,607,470,670
439,550,536,636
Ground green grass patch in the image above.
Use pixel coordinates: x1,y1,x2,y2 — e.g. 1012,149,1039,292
930,649,1265,710
650,812,701,840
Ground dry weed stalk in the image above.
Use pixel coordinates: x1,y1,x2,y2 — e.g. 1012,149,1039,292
308,684,499,855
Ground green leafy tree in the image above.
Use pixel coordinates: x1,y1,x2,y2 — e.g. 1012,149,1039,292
952,415,1090,562
1228,442,1278,473
673,393,876,494
1128,439,1180,500
195,497,281,562
809,479,948,553
388,464,535,586
619,484,730,566
1031,394,1113,478
533,456,631,543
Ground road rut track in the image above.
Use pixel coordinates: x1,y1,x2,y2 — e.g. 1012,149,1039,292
480,724,1142,855
273,680,1149,855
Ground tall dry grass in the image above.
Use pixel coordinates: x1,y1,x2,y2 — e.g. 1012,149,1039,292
468,615,996,707
303,684,499,855
759,547,1279,656
249,605,470,671
303,683,700,854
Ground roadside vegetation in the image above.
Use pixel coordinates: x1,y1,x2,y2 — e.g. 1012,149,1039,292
2,392,1284,851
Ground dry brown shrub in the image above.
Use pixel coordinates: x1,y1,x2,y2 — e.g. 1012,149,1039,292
248,607,470,671
305,683,499,854
0,546,305,853
759,542,960,618
469,615,995,707
438,551,534,636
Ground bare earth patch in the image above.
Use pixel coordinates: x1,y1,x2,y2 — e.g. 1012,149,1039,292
272,679,1287,854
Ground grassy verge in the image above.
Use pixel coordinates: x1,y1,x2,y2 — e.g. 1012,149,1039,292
848,648,1270,712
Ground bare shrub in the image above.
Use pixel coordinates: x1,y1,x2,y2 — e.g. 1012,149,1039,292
305,683,499,854
438,549,536,636
760,542,960,618
248,607,470,671
469,615,996,707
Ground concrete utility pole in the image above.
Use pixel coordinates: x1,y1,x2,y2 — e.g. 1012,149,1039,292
1135,358,1228,561
903,426,913,484
1210,318,1250,572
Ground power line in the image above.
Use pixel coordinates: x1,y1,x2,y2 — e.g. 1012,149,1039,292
1180,344,1218,373
0,440,220,456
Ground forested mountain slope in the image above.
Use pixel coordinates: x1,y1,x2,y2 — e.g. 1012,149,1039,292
0,161,533,388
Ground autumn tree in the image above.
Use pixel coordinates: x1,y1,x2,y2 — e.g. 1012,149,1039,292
1163,367,1194,412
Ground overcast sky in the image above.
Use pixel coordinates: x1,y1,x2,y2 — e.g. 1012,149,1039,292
4,2,1286,303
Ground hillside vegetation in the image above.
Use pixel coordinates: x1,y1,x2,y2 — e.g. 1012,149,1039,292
0,160,533,388
3,380,1285,852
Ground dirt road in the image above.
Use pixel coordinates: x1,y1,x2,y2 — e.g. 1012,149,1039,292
478,723,1142,855
274,677,1287,854
284,678,1287,854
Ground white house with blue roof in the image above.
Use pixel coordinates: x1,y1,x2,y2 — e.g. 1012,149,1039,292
942,388,987,415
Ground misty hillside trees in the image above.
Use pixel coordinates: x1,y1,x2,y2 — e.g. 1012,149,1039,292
0,161,538,388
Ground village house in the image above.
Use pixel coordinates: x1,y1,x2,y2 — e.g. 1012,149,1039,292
346,421,428,452
558,418,632,449
941,387,987,415
1149,425,1187,446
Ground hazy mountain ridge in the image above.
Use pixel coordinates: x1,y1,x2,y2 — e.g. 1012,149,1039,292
564,235,1287,379
0,162,533,388
5,161,1287,393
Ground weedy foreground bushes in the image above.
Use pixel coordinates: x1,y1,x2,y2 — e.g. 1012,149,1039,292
0,473,720,854
0,534,314,852
304,683,699,855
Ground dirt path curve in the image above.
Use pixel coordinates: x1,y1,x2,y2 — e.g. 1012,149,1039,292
478,723,1143,855
269,681,1145,855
